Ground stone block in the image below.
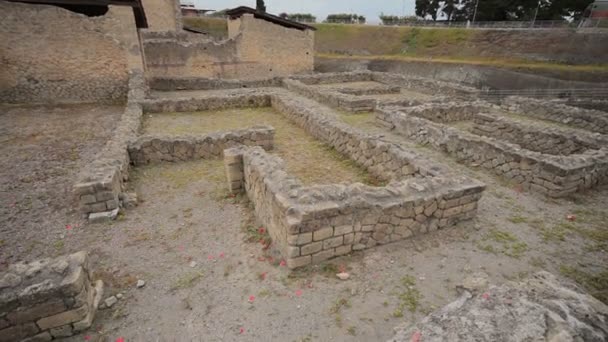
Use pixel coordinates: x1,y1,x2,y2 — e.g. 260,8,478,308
287,233,312,246
286,246,300,258
313,227,333,241
300,242,323,256
343,233,354,245
36,304,89,331
7,299,66,325
335,245,352,256
312,250,335,264
333,225,353,236
287,256,311,269
0,323,39,342
88,208,119,223
50,324,73,338
323,236,343,250
21,332,52,342
79,194,97,205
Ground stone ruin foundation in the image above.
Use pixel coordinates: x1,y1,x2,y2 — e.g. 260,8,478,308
68,70,608,267
0,252,103,341
376,101,608,197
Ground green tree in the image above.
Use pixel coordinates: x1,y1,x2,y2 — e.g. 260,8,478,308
256,0,266,13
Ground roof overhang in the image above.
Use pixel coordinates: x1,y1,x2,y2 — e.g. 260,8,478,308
226,6,316,31
7,0,148,28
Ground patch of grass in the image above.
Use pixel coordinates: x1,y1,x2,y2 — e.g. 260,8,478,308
171,271,204,291
346,326,357,336
258,289,271,297
133,159,225,189
507,215,528,224
394,275,422,315
53,240,64,251
316,53,608,73
329,298,351,314
560,265,608,304
479,229,528,258
144,108,379,186
182,17,227,38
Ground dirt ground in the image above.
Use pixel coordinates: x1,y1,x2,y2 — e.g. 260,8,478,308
1,101,606,342
0,104,122,266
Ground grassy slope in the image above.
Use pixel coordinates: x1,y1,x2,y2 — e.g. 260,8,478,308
182,17,228,38
314,24,608,72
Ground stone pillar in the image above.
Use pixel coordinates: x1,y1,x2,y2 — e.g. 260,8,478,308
0,252,103,341
224,148,245,195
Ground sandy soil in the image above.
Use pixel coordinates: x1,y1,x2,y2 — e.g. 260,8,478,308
1,101,606,342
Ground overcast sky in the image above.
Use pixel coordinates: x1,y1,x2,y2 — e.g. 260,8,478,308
190,0,417,23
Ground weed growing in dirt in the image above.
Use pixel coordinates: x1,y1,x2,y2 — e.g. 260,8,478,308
507,215,528,224
393,275,422,317
171,271,204,291
477,229,528,258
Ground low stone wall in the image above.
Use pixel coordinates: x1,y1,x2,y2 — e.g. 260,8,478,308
220,91,485,269
403,102,493,123
290,71,374,85
284,78,378,113
0,252,103,341
370,72,478,98
128,126,274,165
226,146,484,269
285,71,470,113
337,84,400,96
148,77,282,91
142,89,272,112
73,72,146,220
377,104,608,197
503,96,608,135
472,113,604,156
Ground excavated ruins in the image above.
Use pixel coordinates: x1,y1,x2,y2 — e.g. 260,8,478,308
2,0,608,340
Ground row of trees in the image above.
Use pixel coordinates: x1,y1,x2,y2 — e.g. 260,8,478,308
325,14,366,24
278,13,317,23
414,0,594,22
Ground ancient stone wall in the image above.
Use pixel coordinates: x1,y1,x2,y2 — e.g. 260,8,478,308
284,71,470,113
0,252,103,341
283,78,378,112
226,144,484,269
148,76,282,91
503,96,608,135
472,113,603,156
128,126,275,165
73,72,146,219
141,0,181,32
143,14,314,80
234,14,314,78
377,105,608,197
0,1,139,104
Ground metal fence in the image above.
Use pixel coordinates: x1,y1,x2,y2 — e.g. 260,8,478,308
321,19,607,29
